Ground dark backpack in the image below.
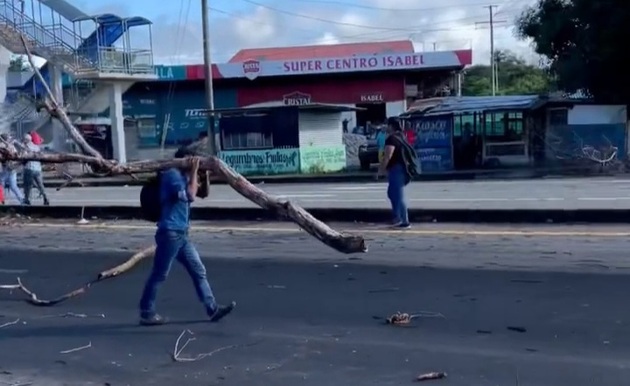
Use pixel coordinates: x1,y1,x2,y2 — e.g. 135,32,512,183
140,173,162,222
390,133,420,183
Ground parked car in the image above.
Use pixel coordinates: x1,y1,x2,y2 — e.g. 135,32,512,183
358,139,379,171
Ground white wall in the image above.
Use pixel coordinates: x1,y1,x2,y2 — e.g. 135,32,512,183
386,100,406,117
568,105,627,125
298,111,343,147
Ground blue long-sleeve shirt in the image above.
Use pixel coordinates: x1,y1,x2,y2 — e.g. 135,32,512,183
157,168,195,232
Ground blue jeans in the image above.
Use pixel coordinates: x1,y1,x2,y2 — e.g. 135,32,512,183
139,230,217,318
387,164,409,225
1,170,23,203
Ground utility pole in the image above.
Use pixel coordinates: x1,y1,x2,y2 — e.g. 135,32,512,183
201,0,217,155
476,6,505,96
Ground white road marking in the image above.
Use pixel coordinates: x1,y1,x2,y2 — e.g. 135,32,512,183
46,197,580,204
577,197,630,201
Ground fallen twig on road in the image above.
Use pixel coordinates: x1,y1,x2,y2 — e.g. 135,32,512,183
386,311,446,325
172,329,239,362
36,312,105,319
415,372,447,382
59,341,91,354
0,318,20,328
0,247,155,306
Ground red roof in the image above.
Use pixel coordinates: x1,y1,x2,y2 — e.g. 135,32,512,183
229,40,414,63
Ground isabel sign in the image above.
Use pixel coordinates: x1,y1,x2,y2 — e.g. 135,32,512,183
220,148,300,175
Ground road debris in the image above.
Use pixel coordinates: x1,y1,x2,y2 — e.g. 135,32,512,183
416,372,447,381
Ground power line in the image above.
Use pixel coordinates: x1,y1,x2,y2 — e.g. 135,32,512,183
210,4,515,43
278,0,512,12
240,0,464,32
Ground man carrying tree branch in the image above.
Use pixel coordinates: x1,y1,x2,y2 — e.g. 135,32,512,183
138,148,235,326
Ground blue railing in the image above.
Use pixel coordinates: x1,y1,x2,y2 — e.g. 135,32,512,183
76,23,126,64
20,23,124,96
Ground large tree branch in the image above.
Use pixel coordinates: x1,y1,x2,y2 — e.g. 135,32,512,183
0,146,367,254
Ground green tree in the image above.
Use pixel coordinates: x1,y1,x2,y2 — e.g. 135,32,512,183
9,56,29,72
516,0,629,104
462,50,551,96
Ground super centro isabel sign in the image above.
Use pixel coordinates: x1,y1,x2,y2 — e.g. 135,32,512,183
221,50,471,80
283,55,425,73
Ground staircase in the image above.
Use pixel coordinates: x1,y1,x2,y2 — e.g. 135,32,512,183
0,0,155,140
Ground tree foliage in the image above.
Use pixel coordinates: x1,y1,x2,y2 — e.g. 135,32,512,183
516,0,630,103
462,50,550,96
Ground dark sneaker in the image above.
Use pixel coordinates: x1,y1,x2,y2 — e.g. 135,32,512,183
392,223,411,229
43,198,50,206
209,301,236,322
139,314,168,326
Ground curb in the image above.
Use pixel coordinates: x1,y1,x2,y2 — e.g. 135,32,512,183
2,205,630,223
33,170,543,189
38,173,477,188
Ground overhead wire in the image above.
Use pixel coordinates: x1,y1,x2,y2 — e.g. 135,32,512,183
282,0,511,12
180,0,526,63
163,0,192,149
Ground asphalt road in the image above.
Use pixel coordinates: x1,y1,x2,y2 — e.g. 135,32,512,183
16,176,630,209
0,221,629,385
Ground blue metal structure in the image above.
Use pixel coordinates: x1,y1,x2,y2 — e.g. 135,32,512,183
20,13,152,98
74,14,152,64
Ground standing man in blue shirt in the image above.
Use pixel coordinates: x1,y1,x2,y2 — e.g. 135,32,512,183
139,148,235,326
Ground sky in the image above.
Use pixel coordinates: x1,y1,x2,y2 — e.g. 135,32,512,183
38,0,540,66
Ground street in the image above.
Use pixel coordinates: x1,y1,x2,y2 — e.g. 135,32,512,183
19,177,630,209
0,221,629,385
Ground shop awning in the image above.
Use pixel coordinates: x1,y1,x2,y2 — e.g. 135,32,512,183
206,102,366,116
401,95,547,117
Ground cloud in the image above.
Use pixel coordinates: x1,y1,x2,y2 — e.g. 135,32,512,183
37,0,541,66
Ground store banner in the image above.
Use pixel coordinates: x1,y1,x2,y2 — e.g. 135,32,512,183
300,145,346,173
220,148,300,176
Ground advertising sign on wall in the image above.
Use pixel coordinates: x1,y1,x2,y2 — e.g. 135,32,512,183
411,115,454,172
220,148,300,176
300,145,346,173
412,116,453,148
417,147,453,172
123,88,237,148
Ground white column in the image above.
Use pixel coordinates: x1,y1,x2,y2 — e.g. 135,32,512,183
109,82,126,163
0,46,11,135
49,64,65,150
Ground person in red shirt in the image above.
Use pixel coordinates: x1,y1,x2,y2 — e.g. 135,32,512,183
29,131,43,145
404,127,416,146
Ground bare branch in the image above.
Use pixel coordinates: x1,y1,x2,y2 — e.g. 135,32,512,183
59,342,92,354
0,147,367,254
172,330,239,362
0,247,155,306
0,318,20,328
